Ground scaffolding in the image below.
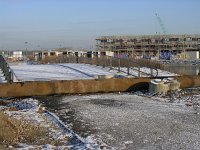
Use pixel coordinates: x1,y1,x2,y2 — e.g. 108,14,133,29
96,34,200,59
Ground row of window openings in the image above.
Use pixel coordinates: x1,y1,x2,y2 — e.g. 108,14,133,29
99,38,200,43
101,45,197,49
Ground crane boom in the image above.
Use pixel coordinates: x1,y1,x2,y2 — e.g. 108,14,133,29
155,13,167,34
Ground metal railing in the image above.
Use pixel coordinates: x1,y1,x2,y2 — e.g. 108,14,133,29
41,53,159,77
0,55,14,83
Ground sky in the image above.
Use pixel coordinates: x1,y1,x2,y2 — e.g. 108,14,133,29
0,0,199,50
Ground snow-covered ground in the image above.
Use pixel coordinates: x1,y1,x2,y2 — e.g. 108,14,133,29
38,91,200,150
1,89,200,149
1,99,108,149
10,63,177,82
10,63,115,82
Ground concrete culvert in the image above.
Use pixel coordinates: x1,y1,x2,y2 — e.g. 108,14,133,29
126,82,149,92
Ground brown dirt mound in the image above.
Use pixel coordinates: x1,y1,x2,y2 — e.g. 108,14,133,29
0,111,48,148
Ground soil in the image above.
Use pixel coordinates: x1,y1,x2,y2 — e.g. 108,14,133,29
0,111,48,149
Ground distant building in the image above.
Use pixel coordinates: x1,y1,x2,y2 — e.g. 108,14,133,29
96,34,200,60
13,51,23,60
0,50,34,61
34,49,89,61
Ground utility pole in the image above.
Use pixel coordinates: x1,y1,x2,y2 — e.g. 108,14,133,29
25,41,28,61
183,35,186,60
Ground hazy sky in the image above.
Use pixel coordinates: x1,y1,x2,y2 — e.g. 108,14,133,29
0,0,199,50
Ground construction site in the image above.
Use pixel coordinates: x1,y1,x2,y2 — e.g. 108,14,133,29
96,34,200,60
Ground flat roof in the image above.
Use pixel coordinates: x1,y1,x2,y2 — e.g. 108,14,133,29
96,34,200,40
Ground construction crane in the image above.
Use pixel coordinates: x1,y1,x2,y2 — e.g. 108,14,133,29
155,13,167,34
155,13,168,60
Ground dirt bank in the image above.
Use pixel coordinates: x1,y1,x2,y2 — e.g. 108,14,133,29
0,98,104,149
0,111,48,149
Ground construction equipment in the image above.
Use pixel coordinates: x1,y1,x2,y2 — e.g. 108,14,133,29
155,13,168,34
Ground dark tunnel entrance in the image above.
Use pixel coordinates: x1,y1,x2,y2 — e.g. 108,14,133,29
126,82,149,92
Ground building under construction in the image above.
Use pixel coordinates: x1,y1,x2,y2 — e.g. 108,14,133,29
96,34,200,60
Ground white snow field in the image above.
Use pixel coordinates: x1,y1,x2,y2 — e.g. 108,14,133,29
10,63,177,82
10,63,114,82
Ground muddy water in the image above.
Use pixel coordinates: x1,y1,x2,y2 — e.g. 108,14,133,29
36,95,96,138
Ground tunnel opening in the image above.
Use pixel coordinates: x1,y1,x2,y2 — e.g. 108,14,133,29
126,82,149,92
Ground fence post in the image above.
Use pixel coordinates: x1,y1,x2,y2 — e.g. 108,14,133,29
127,60,130,76
118,58,121,72
96,54,99,66
103,55,105,68
10,70,13,83
138,66,141,77
110,57,112,70
8,70,11,83
150,68,153,77
90,57,92,65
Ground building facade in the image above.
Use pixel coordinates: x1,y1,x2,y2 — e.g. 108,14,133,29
96,34,200,60
34,49,89,61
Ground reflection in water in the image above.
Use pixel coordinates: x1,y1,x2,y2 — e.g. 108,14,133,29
164,65,200,75
36,95,97,138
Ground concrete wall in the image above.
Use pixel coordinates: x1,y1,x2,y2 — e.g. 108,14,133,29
177,75,200,88
186,51,199,59
0,76,200,98
0,78,150,98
